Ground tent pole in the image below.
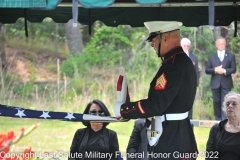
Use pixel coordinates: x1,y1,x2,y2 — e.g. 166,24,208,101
233,1,238,37
24,9,28,40
88,9,92,35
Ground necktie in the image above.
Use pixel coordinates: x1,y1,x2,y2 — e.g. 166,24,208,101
219,52,223,61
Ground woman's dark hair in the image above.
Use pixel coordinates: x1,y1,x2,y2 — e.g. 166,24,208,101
82,99,111,127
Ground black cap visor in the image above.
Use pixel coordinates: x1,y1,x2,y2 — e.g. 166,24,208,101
146,31,160,42
146,29,180,42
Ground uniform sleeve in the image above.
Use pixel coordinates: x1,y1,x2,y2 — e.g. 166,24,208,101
206,125,217,160
109,131,120,160
225,54,236,75
126,120,142,160
120,66,181,119
205,56,215,75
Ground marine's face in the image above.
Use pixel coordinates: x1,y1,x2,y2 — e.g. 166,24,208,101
224,95,240,118
151,36,160,55
151,33,169,56
216,38,226,51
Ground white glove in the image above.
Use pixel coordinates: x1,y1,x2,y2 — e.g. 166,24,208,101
114,102,124,117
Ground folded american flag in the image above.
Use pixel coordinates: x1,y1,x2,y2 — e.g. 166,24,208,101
0,104,128,122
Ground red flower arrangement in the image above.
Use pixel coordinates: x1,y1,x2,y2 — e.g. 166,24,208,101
0,124,38,160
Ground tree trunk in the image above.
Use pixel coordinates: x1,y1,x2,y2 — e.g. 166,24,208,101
55,23,59,58
0,23,6,71
222,26,231,52
64,20,84,56
124,25,132,61
214,26,221,41
214,26,231,52
198,26,203,36
200,60,207,99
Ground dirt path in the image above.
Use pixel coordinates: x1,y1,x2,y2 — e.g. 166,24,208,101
4,47,62,83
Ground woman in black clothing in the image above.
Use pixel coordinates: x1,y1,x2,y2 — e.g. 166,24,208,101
69,99,120,160
206,91,240,160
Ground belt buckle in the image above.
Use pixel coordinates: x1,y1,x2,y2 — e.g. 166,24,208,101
146,128,159,140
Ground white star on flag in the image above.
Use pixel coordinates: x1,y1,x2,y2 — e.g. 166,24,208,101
15,109,26,118
40,111,51,119
65,113,75,120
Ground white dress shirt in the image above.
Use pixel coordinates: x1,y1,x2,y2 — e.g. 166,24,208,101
218,50,225,62
217,50,226,75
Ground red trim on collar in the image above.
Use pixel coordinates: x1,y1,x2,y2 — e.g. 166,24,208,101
162,52,185,64
163,46,182,56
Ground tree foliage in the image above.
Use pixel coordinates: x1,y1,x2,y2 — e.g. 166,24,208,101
230,37,240,54
124,27,159,79
180,26,216,62
5,18,66,42
60,22,133,77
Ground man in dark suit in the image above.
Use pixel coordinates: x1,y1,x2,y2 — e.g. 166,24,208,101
181,38,199,119
126,119,148,160
205,37,236,120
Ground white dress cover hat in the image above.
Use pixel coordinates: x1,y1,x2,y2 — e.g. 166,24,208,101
144,21,182,42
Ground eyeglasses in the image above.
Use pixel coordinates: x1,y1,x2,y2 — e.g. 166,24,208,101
89,110,105,116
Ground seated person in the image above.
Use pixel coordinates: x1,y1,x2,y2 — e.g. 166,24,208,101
206,91,240,160
69,99,120,160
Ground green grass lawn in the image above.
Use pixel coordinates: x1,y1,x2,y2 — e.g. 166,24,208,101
0,117,210,160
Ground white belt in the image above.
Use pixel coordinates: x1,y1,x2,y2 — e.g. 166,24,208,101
147,111,189,146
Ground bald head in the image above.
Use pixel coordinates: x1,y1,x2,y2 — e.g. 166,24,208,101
181,38,191,53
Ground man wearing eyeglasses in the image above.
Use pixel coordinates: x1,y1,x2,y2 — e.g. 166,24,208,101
114,21,198,160
181,38,199,119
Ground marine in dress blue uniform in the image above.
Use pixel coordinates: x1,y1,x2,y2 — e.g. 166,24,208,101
114,21,198,160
